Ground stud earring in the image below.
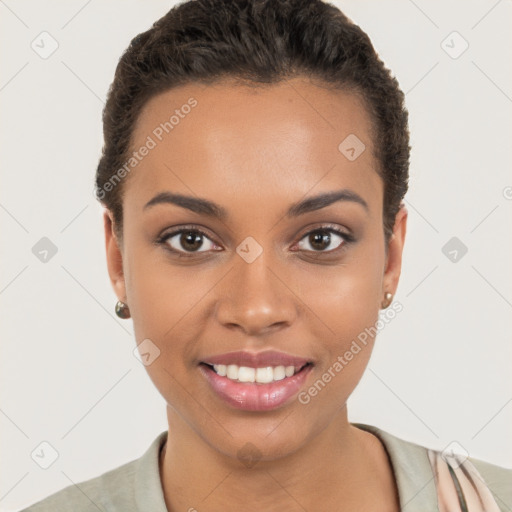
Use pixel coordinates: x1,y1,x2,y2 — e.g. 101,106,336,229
381,292,393,309
115,300,131,319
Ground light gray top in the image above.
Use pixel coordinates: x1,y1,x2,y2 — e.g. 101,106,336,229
19,422,512,511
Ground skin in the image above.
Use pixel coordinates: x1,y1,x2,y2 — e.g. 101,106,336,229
104,76,407,511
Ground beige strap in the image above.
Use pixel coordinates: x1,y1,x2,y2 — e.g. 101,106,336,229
427,449,501,511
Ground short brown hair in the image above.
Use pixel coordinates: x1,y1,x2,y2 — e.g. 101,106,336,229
95,0,410,244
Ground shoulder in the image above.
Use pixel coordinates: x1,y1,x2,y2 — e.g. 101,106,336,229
464,454,512,510
18,431,168,512
18,458,138,512
353,422,512,512
426,449,512,512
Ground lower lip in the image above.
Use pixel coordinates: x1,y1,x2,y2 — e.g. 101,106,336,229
199,364,313,411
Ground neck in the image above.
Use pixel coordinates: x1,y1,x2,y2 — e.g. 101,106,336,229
159,406,399,512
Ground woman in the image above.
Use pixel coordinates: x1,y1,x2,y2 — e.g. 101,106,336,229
20,0,511,510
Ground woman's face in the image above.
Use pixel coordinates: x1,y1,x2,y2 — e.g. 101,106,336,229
104,77,407,462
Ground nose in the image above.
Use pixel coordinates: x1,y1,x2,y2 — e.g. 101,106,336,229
214,250,298,337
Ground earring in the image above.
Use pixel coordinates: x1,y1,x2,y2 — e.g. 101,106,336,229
381,292,393,309
115,300,131,319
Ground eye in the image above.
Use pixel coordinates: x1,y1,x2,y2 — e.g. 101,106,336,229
295,226,354,253
157,227,220,256
156,224,355,259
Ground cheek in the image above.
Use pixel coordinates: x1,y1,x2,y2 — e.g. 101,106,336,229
299,252,383,334
124,241,191,337
126,256,196,406
125,245,208,384
297,268,382,413
296,249,384,388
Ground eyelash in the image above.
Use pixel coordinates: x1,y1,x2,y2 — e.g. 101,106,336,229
155,224,356,259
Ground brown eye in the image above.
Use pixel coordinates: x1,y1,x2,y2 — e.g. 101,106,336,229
160,229,218,254
297,228,348,253
178,231,205,251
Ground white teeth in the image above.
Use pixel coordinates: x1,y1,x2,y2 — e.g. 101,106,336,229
238,366,256,382
255,367,274,383
210,363,305,383
226,364,238,380
213,364,227,376
273,366,286,381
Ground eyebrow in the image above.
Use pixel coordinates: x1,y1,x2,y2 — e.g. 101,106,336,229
143,188,369,219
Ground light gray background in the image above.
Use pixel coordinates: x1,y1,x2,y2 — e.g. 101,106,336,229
1,1,511,510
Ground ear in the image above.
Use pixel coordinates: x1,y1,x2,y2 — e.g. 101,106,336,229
103,209,127,302
382,203,408,297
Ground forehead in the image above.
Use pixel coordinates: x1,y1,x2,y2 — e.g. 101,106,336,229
125,77,381,216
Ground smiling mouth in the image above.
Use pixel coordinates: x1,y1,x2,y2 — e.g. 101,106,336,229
200,362,312,384
199,359,315,411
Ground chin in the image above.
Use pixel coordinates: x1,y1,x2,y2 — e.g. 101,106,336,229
195,413,323,467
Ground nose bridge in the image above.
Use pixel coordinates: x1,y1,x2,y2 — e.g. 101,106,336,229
215,237,296,334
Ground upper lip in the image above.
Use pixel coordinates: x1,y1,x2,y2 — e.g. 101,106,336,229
201,350,312,368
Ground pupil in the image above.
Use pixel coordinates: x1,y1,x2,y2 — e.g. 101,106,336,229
181,231,203,251
311,231,330,251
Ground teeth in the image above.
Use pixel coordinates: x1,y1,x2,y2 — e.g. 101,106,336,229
255,367,273,383
215,364,227,377
211,364,303,383
238,366,255,382
226,364,238,380
285,366,295,377
273,366,286,381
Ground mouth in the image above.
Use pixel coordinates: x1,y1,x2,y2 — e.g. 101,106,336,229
198,355,314,411
199,361,313,384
